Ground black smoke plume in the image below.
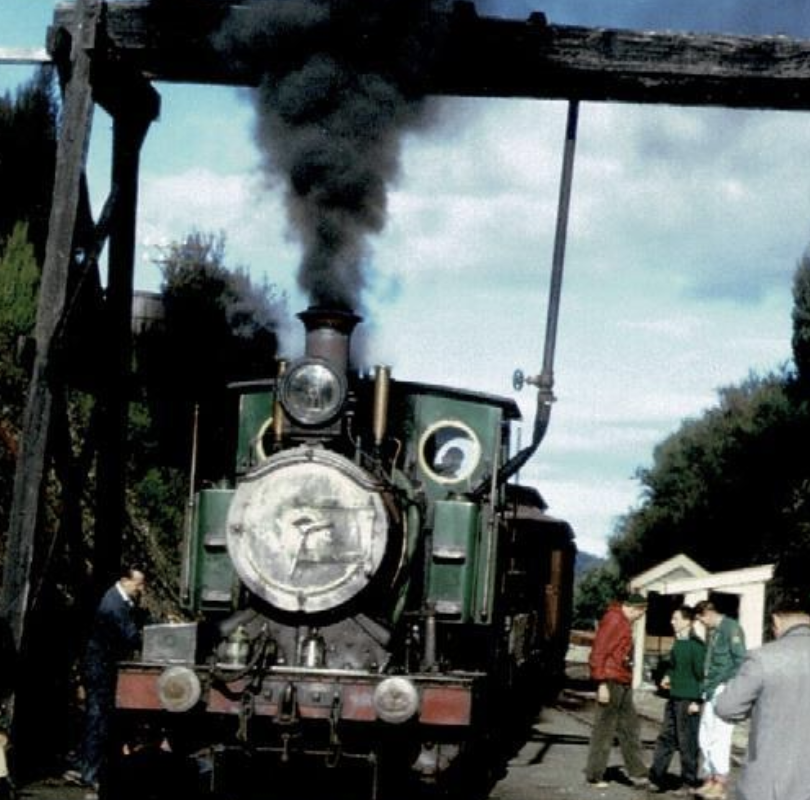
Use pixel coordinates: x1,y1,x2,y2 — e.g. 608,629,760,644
216,0,442,313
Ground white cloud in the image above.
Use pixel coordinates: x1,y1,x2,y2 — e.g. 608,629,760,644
529,474,643,557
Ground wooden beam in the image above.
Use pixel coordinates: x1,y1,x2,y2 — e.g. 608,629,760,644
1,0,99,649
94,88,159,589
52,0,810,110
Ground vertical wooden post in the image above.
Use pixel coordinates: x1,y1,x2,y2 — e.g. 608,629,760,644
93,93,158,589
0,0,98,649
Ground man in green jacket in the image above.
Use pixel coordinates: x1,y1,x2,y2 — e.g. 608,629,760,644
694,600,746,800
649,605,706,794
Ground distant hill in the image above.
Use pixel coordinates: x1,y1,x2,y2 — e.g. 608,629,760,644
575,550,605,579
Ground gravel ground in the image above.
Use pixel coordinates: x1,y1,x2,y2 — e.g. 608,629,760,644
490,688,742,800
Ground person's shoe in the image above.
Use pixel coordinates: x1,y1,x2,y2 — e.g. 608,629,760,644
82,781,100,800
63,770,84,787
629,775,650,789
693,779,715,797
587,779,610,789
705,781,728,800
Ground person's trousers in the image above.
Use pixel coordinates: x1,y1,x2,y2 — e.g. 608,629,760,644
585,681,647,782
82,674,116,786
649,698,700,787
699,688,734,778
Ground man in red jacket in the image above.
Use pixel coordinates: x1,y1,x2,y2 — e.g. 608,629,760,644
585,592,650,789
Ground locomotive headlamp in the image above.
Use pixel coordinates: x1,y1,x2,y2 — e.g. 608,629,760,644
279,358,347,426
373,676,419,723
157,665,201,713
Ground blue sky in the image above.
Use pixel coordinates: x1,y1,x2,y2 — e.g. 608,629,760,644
2,1,808,558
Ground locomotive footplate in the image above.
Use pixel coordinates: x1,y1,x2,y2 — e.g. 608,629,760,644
117,664,480,728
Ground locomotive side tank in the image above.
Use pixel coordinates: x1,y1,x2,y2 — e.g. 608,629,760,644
115,307,575,798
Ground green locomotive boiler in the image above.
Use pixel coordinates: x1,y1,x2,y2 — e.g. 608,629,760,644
115,306,575,798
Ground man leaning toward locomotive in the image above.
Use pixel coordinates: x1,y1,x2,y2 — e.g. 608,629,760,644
64,567,148,800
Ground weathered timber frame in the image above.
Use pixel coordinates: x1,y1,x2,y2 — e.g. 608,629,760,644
1,0,159,649
51,0,810,108
5,0,810,653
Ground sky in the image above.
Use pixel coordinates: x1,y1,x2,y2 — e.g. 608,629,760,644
2,1,810,558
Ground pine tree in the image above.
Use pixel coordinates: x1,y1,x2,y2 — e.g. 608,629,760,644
792,251,810,392
0,221,40,347
0,68,58,260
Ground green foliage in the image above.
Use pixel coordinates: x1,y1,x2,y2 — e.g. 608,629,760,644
0,223,41,541
134,231,287,481
0,69,56,548
0,68,58,260
610,369,810,581
792,252,810,392
146,230,285,389
132,466,186,544
0,221,40,345
127,465,188,612
572,561,626,630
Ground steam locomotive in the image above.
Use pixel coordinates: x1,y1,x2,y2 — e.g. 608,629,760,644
115,307,575,799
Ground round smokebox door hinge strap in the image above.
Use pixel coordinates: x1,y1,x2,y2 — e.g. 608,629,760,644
326,690,344,768
237,691,255,743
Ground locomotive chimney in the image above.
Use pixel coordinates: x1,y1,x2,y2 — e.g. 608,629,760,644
298,307,362,371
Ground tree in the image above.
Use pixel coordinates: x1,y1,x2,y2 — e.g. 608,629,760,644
0,68,58,261
572,561,626,630
0,68,58,582
792,251,810,393
134,231,286,480
0,222,41,542
0,221,40,345
609,370,810,578
125,231,289,612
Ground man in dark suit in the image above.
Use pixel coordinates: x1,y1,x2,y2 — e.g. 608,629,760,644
65,567,146,800
715,591,810,800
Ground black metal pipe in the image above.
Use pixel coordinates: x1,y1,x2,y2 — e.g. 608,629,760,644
474,100,579,495
542,98,579,385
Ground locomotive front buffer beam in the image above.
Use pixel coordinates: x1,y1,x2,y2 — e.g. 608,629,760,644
117,663,480,787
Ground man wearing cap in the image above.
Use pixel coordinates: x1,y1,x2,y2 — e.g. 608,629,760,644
585,592,650,789
693,600,746,800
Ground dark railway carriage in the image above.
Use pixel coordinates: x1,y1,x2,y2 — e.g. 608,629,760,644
115,307,575,798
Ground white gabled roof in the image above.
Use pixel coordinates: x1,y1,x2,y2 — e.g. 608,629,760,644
630,553,774,596
630,553,709,590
